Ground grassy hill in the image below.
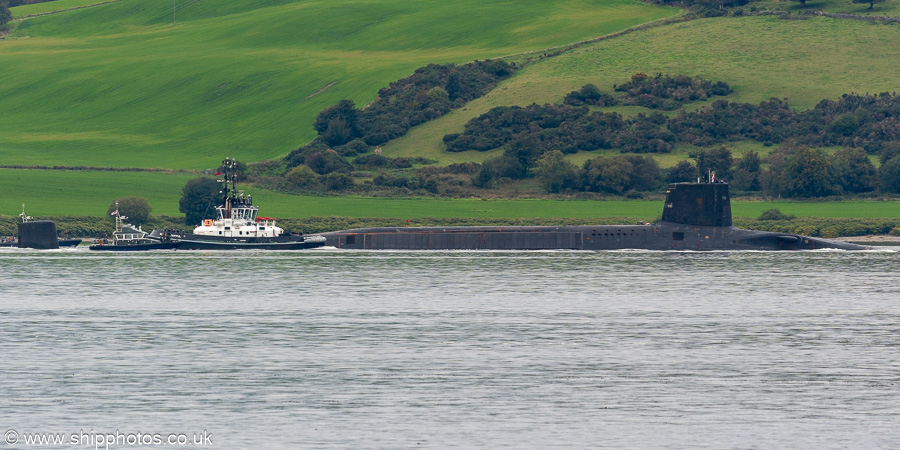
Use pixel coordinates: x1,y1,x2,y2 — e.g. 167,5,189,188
385,15,900,166
3,1,900,221
1,0,676,169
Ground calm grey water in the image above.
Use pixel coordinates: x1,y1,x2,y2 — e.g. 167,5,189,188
1,248,899,449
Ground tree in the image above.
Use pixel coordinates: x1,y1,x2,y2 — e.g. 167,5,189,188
731,151,762,191
852,0,884,9
285,165,320,189
535,150,578,193
666,160,698,183
313,100,359,146
582,156,634,194
107,196,151,225
0,0,12,27
179,177,220,226
878,156,900,194
831,147,877,193
304,150,352,175
624,155,662,191
322,172,354,191
697,147,733,181
778,147,836,197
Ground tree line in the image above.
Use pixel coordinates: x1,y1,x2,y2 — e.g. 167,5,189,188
525,143,899,198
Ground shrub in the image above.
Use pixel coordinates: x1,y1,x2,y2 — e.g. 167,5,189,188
107,196,151,225
757,209,796,221
285,165,320,188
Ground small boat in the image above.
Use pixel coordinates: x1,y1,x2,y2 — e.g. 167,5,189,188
89,207,179,251
148,158,326,251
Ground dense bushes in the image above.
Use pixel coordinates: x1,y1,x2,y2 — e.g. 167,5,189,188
286,59,516,172
443,104,674,156
614,73,733,110
669,93,900,153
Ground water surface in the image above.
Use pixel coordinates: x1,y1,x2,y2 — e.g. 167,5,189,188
2,249,898,448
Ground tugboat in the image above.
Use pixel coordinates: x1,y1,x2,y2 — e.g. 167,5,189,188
89,206,179,251
149,158,326,250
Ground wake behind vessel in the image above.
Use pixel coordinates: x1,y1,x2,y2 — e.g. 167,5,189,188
149,158,326,250
321,182,868,251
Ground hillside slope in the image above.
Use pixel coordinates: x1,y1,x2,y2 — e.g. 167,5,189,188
385,15,900,164
0,0,676,169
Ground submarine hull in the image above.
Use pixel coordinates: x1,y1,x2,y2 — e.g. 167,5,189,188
320,183,868,251
321,224,866,251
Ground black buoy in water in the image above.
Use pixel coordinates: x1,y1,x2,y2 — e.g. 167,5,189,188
18,220,60,249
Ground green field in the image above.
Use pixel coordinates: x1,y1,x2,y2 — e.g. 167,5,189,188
385,15,900,164
10,0,111,17
2,169,897,221
4,2,900,222
1,0,676,169
753,0,900,17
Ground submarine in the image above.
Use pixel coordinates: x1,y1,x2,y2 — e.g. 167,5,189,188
320,182,868,251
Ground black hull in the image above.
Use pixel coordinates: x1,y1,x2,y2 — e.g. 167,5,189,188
154,231,327,250
89,242,181,251
321,183,869,252
2,238,82,248
59,239,82,247
175,239,326,250
321,224,868,251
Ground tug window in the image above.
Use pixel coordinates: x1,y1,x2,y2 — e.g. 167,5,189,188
673,232,684,241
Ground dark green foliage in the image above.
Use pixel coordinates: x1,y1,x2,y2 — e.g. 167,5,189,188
286,59,516,169
730,151,762,191
666,160,698,183
757,209,796,221
285,165,319,189
179,177,220,226
831,147,877,193
107,196,152,225
624,155,663,191
879,142,900,166
878,156,900,194
322,172,354,191
334,139,369,157
778,147,836,198
580,154,663,194
564,84,618,107
697,147,733,181
473,156,526,188
313,100,360,147
669,93,900,153
1,1,12,27
535,150,579,193
582,156,636,194
445,104,673,159
613,74,732,110
305,150,352,175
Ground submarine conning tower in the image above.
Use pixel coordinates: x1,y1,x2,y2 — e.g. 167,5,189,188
18,220,60,249
661,182,732,227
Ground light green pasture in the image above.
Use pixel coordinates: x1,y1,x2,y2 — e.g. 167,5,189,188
0,0,676,169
